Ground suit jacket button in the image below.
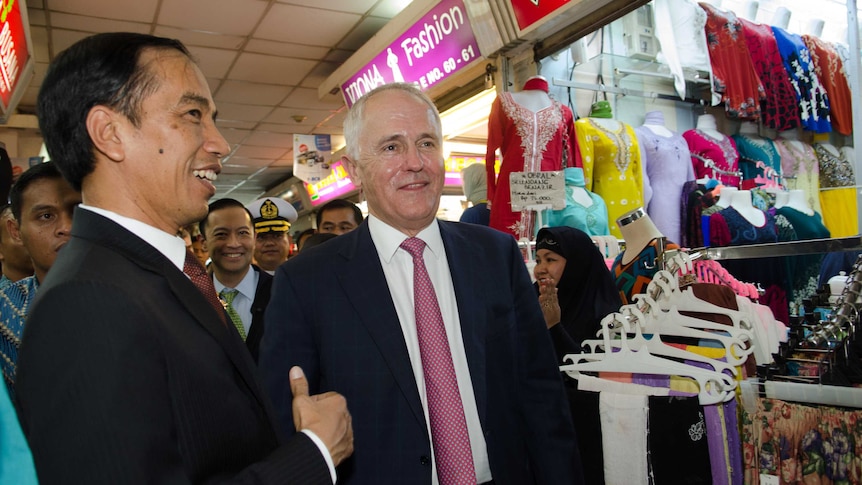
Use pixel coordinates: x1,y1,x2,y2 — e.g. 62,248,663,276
420,455,430,466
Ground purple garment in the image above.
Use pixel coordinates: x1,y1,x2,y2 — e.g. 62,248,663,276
704,398,742,485
636,123,695,244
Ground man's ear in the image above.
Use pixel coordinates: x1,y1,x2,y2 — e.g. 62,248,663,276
86,105,125,163
341,155,362,188
200,237,209,252
7,216,21,244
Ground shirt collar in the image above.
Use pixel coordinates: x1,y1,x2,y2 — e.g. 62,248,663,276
79,204,187,271
213,266,257,301
367,215,443,263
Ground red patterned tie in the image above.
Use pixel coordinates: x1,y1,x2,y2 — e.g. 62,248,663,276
400,237,475,485
183,249,227,326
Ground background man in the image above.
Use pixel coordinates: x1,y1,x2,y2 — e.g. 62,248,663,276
15,32,351,484
261,83,581,484
0,204,34,287
0,161,80,395
199,198,272,362
247,197,297,274
316,199,362,235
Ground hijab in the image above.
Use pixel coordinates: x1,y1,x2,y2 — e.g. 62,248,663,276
536,226,622,346
460,163,487,205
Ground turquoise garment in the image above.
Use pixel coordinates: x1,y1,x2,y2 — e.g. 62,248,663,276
0,275,38,398
0,384,37,484
732,135,782,188
0,275,11,290
543,167,610,237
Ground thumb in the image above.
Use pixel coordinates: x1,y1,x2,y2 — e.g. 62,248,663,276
289,366,309,398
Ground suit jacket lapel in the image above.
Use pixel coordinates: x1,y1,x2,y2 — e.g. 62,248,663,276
440,222,488,424
335,224,427,428
73,210,269,409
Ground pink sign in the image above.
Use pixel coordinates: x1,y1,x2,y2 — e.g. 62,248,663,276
341,0,481,107
304,160,357,207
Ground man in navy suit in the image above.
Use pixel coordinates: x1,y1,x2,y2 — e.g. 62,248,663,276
261,83,583,485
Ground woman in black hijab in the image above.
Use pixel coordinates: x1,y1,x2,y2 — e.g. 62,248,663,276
534,226,622,362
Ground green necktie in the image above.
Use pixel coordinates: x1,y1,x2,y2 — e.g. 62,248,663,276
219,288,247,341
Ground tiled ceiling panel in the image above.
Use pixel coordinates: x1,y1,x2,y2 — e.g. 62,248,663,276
18,0,416,204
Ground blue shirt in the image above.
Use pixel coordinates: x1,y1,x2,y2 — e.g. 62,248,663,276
0,275,38,398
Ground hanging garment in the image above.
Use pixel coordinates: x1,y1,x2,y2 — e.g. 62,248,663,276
576,118,644,238
543,167,610,237
683,129,741,188
653,0,715,102
771,27,832,133
699,3,764,119
774,140,822,215
816,143,858,237
612,238,681,305
636,123,694,244
739,18,800,132
486,92,576,239
731,135,783,190
708,207,778,247
803,35,853,136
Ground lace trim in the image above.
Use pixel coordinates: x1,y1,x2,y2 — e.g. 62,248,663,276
587,119,633,173
500,92,563,172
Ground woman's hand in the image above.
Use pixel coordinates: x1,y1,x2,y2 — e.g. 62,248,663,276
538,278,561,329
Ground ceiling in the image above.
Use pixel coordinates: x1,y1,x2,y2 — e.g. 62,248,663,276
19,0,415,204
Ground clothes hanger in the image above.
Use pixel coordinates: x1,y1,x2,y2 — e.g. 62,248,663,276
561,312,735,405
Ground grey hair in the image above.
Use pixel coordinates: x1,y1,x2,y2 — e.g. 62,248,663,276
343,82,442,160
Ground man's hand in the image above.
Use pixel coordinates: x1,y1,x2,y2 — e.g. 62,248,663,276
290,366,354,466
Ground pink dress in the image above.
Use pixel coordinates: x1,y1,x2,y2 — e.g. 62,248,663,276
682,129,741,188
485,92,577,239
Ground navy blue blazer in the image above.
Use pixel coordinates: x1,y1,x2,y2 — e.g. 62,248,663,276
261,220,583,485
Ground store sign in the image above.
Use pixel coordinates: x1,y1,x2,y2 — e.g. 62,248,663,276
304,160,357,207
341,0,481,107
509,170,566,211
293,134,332,184
508,0,571,31
0,0,28,109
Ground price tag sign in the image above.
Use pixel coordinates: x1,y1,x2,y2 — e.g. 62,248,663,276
509,171,565,211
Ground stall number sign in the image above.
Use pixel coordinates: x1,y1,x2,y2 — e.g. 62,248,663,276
341,0,481,107
509,171,566,211
0,0,26,108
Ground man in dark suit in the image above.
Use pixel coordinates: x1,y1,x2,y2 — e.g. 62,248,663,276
15,32,352,484
261,83,583,485
199,198,273,362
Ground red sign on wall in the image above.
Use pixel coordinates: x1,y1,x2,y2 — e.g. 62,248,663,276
0,0,29,109
509,0,571,31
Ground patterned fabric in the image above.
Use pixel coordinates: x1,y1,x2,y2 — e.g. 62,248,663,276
772,27,832,133
0,275,38,397
683,129,742,188
635,123,694,244
183,249,226,326
700,2,764,119
777,207,830,310
741,398,862,485
0,276,11,290
486,92,577,239
400,238,475,484
739,19,799,131
612,238,681,304
219,289,247,341
775,140,822,215
709,207,778,247
803,35,853,135
732,135,783,190
576,118,644,237
814,144,854,188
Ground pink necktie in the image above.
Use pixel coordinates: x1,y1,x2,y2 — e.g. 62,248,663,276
183,249,227,327
400,237,475,485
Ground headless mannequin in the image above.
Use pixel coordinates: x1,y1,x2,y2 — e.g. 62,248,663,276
777,129,805,151
729,190,766,226
784,189,814,216
812,133,841,157
618,208,664,266
716,186,738,209
774,190,789,208
696,114,725,140
641,111,673,137
510,76,552,112
738,121,759,137
771,6,791,30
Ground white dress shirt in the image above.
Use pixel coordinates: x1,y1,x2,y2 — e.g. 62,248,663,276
368,215,492,485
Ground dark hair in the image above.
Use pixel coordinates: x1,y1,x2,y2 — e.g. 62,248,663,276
300,232,338,253
295,228,316,249
9,162,64,221
316,199,363,228
37,32,190,191
199,198,254,237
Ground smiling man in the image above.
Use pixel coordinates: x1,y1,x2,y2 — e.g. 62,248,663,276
200,198,272,362
15,32,352,484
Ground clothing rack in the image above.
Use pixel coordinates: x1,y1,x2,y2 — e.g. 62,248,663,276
690,153,743,179
551,78,705,104
693,236,862,260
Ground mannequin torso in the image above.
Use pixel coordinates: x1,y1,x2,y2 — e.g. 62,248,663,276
618,208,665,266
729,190,766,226
696,114,725,140
716,186,738,209
784,189,814,216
